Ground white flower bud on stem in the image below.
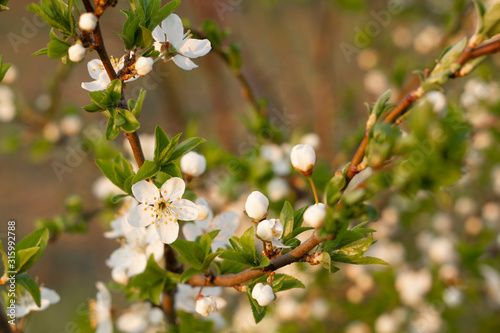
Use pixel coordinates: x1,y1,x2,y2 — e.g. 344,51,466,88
195,295,217,317
290,144,316,176
245,191,269,221
79,13,98,32
68,43,86,63
135,57,154,76
180,151,207,177
251,283,275,307
303,203,326,228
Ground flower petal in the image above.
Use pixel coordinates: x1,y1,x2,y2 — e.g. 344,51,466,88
146,240,165,261
182,222,203,241
178,39,211,58
126,253,147,276
172,54,198,70
128,204,155,227
87,59,104,79
152,25,166,43
157,219,179,244
210,212,239,248
160,177,186,201
195,197,213,230
162,13,184,46
81,80,107,92
271,239,291,248
172,199,198,220
132,180,159,204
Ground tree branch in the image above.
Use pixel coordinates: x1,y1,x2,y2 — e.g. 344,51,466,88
187,231,333,287
344,35,500,183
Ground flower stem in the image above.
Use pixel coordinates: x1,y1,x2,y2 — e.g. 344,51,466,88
307,176,319,204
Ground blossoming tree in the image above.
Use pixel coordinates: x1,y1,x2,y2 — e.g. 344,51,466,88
2,0,500,332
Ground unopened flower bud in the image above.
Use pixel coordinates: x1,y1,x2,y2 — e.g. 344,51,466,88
135,57,154,76
79,13,98,32
245,191,269,220
290,144,316,176
68,43,86,62
256,219,283,242
196,204,209,220
251,283,274,307
195,295,217,317
60,114,83,136
303,203,326,228
180,152,206,177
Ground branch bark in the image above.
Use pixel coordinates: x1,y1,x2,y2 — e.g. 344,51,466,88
344,36,500,184
0,305,14,333
187,231,333,287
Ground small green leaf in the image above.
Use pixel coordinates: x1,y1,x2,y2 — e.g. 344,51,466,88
15,228,49,273
179,267,202,284
247,287,267,323
154,126,170,165
128,255,173,305
169,137,207,162
280,201,294,241
17,274,41,307
170,240,204,270
47,39,70,59
82,103,104,113
132,160,160,184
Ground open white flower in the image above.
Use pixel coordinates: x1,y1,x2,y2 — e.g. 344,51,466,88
116,302,164,333
182,197,239,251
90,282,112,333
82,56,138,92
152,14,211,70
16,287,60,318
256,219,289,248
106,212,164,281
251,283,275,307
128,178,198,244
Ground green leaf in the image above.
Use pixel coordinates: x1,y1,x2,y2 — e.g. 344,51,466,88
154,126,170,165
117,109,140,133
170,239,204,270
131,89,146,119
247,287,267,323
179,267,202,284
82,103,104,113
132,160,160,184
105,116,121,140
17,274,41,307
228,42,242,72
160,163,182,178
272,274,305,292
218,249,255,266
15,228,49,273
372,89,392,117
16,247,40,273
240,227,258,265
128,255,173,305
106,79,122,104
280,201,294,241
47,39,70,59
0,56,11,82
203,20,223,48
293,205,307,230
483,3,500,38
169,137,207,162
251,254,270,270
151,0,181,30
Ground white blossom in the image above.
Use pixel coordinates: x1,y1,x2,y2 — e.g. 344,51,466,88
176,284,227,327
106,209,164,280
79,13,98,32
180,151,207,177
245,191,269,221
60,114,82,136
116,302,164,333
90,282,112,333
303,203,326,228
0,85,15,122
82,56,138,91
256,219,289,248
135,57,154,76
251,283,274,307
300,133,321,150
182,197,239,251
128,178,198,244
152,14,211,70
266,177,290,201
16,287,60,318
290,144,316,176
395,268,432,307
68,43,86,62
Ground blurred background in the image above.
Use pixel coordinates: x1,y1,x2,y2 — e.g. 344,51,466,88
1,0,500,332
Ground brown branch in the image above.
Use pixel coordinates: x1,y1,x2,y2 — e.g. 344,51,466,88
187,231,333,287
0,305,14,333
344,35,500,184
